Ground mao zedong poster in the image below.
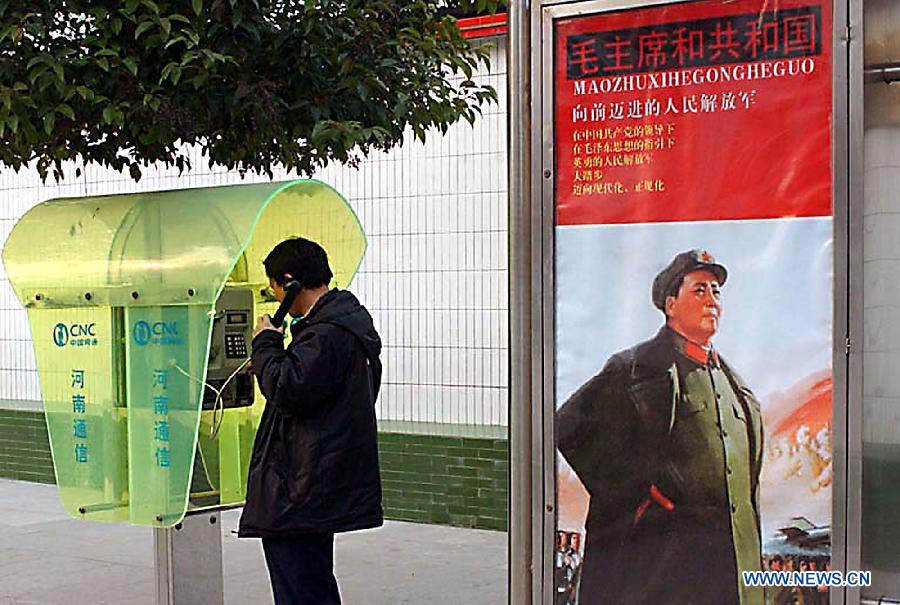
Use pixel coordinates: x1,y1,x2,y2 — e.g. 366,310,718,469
551,0,834,603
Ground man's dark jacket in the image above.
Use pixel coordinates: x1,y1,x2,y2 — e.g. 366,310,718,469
555,328,763,605
238,289,383,538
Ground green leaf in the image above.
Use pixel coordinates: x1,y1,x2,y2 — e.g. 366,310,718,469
135,21,154,39
192,0,202,15
102,106,116,124
111,18,123,35
142,0,160,15
43,113,55,135
143,93,161,110
57,104,75,120
159,18,171,37
164,36,184,50
7,113,18,133
123,57,138,76
159,62,177,82
96,57,110,71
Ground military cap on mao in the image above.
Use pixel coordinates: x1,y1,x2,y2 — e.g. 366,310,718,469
652,249,727,310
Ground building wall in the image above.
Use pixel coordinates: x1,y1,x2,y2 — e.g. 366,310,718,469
0,38,509,529
862,0,900,595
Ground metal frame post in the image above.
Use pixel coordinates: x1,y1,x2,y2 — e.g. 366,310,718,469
509,1,535,603
844,0,865,603
154,511,224,605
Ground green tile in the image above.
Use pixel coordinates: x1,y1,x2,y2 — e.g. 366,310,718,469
448,514,478,527
463,458,496,470
429,510,452,524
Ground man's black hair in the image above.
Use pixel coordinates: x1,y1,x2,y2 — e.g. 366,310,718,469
263,237,333,289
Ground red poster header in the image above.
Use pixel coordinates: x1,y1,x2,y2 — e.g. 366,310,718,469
554,0,833,226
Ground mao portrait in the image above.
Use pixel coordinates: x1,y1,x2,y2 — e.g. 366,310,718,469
556,249,765,605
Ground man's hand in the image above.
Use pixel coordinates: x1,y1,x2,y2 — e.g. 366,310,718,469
253,314,284,339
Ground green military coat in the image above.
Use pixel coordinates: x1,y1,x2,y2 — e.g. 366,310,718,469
556,327,764,605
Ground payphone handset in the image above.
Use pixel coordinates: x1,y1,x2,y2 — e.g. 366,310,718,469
271,279,301,327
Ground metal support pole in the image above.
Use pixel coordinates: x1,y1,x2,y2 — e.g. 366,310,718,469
864,63,900,84
154,512,224,605
508,1,534,604
845,1,865,604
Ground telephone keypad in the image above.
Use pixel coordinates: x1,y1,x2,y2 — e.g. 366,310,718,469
224,333,248,359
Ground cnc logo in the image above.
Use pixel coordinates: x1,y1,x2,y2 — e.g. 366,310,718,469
52,323,68,347
132,320,182,346
53,323,97,347
132,321,152,345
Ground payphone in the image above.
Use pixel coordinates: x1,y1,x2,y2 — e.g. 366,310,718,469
200,280,299,411
203,286,255,410
192,285,257,506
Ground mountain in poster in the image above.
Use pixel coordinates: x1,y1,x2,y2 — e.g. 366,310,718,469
759,369,833,550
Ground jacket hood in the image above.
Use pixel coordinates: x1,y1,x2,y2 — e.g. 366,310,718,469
292,289,382,360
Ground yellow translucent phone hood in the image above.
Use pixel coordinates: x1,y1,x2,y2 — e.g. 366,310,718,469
1,180,367,527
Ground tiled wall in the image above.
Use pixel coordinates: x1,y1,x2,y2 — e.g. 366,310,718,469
0,410,54,483
380,432,508,531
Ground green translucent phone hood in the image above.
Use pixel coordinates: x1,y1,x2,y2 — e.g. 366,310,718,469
1,180,366,527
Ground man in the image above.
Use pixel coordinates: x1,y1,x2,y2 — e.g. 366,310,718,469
564,532,583,604
766,556,794,605
238,237,383,605
556,249,764,605
555,531,571,605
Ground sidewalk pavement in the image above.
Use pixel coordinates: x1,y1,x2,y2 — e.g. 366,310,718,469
0,479,507,604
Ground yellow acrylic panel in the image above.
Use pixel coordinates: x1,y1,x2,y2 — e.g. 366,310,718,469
28,307,128,521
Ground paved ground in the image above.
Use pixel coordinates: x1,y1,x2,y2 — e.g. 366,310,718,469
0,479,507,604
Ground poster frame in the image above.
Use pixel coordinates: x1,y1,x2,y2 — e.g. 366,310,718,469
524,0,861,602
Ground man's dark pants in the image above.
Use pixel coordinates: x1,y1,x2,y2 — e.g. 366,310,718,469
261,534,340,605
